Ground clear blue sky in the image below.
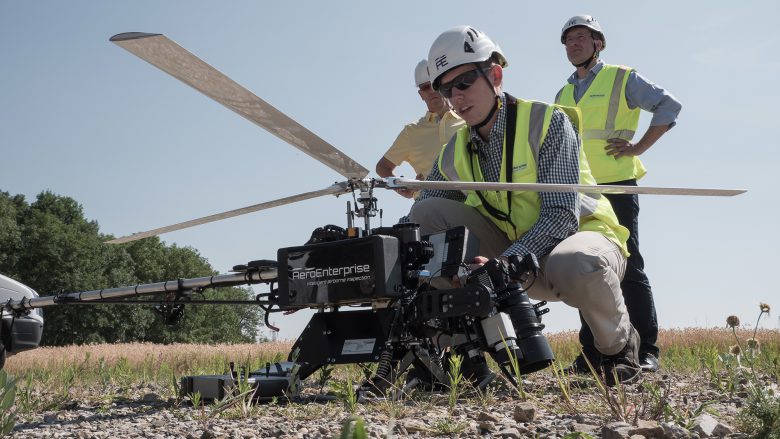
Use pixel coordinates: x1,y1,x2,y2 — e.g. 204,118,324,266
1,1,777,340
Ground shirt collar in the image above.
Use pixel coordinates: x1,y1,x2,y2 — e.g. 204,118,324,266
425,109,457,123
566,59,604,84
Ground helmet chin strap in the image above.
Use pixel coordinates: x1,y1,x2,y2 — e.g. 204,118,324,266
472,63,501,131
572,41,599,69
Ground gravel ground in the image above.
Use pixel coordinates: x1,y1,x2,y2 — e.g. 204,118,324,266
9,367,759,439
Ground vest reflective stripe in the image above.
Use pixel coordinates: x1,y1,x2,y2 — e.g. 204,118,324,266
605,67,628,132
581,193,599,217
556,64,645,183
439,135,460,181
436,99,629,255
528,102,546,163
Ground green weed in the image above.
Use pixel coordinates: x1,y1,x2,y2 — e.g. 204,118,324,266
550,357,577,413
332,366,358,413
729,303,780,438
339,415,368,439
447,352,463,414
500,332,527,400
0,370,17,435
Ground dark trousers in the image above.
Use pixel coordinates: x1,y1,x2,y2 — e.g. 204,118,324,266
579,179,660,360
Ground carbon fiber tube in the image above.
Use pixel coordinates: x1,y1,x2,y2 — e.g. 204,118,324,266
3,269,277,312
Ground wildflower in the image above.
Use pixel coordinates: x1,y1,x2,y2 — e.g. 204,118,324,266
729,344,742,356
759,303,771,314
746,338,761,353
726,315,740,328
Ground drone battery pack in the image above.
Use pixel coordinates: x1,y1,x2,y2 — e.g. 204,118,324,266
277,235,402,308
180,363,297,401
180,374,236,401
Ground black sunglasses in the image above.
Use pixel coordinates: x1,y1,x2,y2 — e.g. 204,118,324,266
436,68,486,98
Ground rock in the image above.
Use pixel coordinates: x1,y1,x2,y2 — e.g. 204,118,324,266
513,424,530,434
402,420,428,433
602,421,632,439
712,422,734,436
629,419,664,437
496,427,523,438
512,401,536,422
571,423,600,434
478,420,495,431
477,410,500,422
142,393,162,402
662,422,692,439
692,413,718,437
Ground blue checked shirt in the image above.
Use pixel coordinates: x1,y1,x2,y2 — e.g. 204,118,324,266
406,93,581,259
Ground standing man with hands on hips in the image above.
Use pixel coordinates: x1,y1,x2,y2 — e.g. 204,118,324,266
555,15,682,374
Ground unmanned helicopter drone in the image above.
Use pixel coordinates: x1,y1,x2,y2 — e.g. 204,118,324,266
0,33,744,398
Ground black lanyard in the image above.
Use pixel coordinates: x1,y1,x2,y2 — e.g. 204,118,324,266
467,94,518,230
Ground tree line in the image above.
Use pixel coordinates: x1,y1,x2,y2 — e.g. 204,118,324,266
0,190,264,346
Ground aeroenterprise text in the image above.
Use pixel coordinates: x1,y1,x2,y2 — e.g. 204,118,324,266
291,264,373,287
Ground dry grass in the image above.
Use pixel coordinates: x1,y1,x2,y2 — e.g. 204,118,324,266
5,341,294,376
6,328,778,372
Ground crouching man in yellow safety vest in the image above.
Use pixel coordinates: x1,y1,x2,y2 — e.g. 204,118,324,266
405,25,640,386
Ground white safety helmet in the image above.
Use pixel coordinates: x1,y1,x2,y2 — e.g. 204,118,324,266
560,15,606,50
414,59,430,87
427,25,508,90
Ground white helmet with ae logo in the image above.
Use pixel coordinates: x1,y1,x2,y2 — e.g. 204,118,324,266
427,25,507,90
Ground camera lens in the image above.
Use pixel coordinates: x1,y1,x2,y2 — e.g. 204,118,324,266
497,285,554,374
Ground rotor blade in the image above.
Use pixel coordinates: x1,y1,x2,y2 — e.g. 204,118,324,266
386,177,746,197
106,182,350,244
109,32,369,180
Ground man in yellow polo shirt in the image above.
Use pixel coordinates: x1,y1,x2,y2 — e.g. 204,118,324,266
556,15,682,374
376,59,465,198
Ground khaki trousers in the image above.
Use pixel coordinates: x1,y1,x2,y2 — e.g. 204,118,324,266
410,197,631,355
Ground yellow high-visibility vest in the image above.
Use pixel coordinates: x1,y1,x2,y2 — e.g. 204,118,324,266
437,97,628,255
556,64,645,184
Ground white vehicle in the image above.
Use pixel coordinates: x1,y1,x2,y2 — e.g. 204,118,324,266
0,274,44,367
